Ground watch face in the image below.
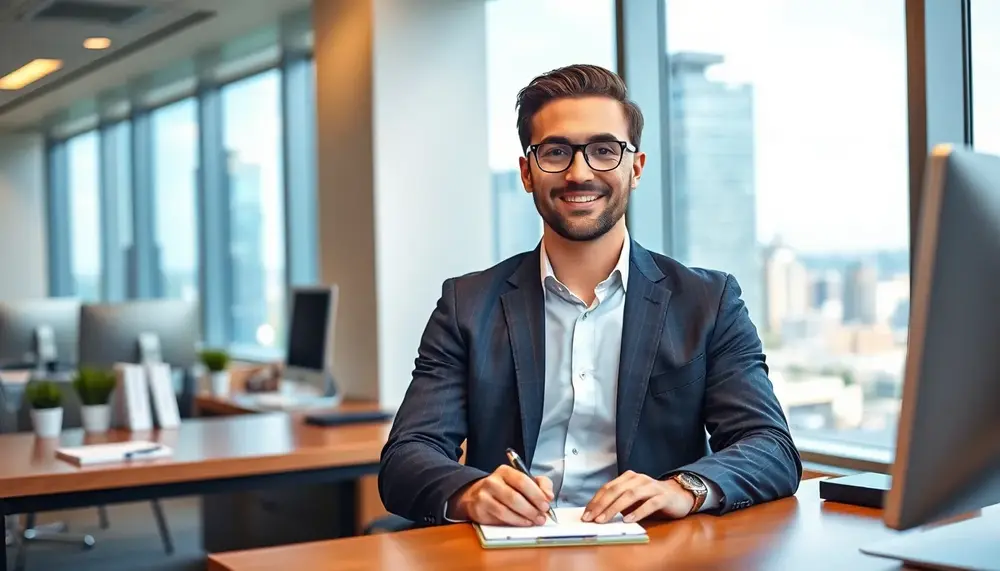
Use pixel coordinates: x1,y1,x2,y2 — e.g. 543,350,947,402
679,473,706,492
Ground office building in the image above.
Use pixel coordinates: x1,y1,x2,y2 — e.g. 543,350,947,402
668,51,762,323
227,157,268,346
843,261,878,325
762,240,810,337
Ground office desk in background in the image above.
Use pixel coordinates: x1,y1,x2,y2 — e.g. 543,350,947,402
0,414,386,571
208,479,978,571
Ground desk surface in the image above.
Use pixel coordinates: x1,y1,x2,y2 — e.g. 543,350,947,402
0,413,388,498
207,479,959,571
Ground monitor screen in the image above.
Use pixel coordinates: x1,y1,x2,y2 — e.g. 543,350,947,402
286,290,332,371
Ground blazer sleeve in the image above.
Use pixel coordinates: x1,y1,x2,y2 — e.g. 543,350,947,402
378,278,490,525
660,273,802,513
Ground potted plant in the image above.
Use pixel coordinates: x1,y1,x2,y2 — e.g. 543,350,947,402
200,349,231,396
73,367,117,433
25,381,63,438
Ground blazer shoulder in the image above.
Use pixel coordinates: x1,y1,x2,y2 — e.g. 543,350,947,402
643,248,731,297
444,250,532,301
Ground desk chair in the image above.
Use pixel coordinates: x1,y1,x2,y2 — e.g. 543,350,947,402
4,380,174,571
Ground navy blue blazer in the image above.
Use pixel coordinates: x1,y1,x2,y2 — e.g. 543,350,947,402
378,240,801,526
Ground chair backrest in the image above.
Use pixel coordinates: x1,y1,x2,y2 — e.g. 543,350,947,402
16,378,83,432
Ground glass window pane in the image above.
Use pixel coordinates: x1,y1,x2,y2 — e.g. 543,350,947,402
972,0,1000,155
663,0,909,450
221,69,286,350
66,130,102,301
486,0,617,261
151,98,200,302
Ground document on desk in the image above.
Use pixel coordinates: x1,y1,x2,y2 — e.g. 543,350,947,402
55,441,173,466
475,507,649,549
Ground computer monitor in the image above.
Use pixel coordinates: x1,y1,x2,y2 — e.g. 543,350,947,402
860,145,1000,570
283,286,338,396
78,300,200,368
0,298,80,370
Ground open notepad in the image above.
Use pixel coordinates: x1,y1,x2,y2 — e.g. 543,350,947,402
475,507,649,549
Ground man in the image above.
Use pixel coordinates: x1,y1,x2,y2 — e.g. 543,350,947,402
379,64,801,528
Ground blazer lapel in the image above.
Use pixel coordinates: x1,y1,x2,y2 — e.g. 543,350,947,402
616,242,672,471
500,248,546,466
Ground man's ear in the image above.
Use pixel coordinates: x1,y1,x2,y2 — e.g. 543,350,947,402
519,155,533,193
631,151,646,189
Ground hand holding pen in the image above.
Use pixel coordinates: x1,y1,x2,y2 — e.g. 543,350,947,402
446,448,556,526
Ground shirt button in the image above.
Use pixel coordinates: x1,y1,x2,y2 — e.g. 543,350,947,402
579,372,586,379
572,448,579,455
582,313,589,320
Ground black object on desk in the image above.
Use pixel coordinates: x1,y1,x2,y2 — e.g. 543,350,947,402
819,472,892,509
304,410,393,427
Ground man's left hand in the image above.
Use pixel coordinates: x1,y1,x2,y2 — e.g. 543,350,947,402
582,470,694,523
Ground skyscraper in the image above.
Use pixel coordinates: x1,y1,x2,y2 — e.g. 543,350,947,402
668,52,762,321
842,261,878,325
227,155,268,345
762,240,810,336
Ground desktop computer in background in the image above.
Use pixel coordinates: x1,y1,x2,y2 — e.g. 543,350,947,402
860,145,1000,570
0,298,80,371
78,299,200,416
240,285,340,411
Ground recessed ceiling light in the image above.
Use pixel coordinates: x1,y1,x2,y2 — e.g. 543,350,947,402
0,59,63,90
83,37,112,50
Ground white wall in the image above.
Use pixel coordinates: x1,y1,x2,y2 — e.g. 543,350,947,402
0,134,48,300
314,0,492,408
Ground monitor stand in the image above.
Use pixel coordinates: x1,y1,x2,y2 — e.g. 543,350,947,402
137,333,163,364
860,513,999,571
33,325,57,372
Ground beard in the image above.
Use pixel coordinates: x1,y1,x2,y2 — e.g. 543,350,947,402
532,172,631,242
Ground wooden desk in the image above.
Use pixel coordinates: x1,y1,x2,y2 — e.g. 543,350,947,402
207,479,961,571
0,414,387,571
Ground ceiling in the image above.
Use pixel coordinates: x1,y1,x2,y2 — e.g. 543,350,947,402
0,0,311,132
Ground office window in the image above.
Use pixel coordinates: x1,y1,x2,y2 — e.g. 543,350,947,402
151,98,200,302
645,0,910,451
972,0,1000,155
65,131,103,301
221,69,286,350
486,0,617,261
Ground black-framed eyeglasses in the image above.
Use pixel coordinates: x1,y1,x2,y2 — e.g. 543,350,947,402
525,140,637,173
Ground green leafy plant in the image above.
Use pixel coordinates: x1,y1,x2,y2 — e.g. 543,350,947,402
73,367,117,406
200,349,231,373
25,381,62,410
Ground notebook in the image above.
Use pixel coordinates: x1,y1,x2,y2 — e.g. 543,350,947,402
475,507,649,549
55,441,173,466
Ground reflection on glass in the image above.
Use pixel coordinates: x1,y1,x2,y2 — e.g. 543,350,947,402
151,98,200,302
221,70,286,349
66,131,102,301
486,0,617,261
972,0,1000,156
664,0,909,449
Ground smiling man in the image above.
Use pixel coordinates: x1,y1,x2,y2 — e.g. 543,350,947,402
379,64,801,528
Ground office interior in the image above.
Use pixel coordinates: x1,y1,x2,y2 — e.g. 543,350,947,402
0,1,998,570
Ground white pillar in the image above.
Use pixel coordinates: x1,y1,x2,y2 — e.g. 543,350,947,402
313,0,492,408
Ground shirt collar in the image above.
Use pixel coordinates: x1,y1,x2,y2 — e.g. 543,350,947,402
539,229,631,293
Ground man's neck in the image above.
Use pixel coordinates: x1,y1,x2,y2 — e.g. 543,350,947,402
543,222,627,303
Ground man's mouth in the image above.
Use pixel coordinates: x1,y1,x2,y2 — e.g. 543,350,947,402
559,194,603,204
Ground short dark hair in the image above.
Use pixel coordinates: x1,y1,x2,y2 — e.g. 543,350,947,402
515,64,644,153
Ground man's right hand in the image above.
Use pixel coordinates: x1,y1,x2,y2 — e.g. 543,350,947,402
448,465,554,526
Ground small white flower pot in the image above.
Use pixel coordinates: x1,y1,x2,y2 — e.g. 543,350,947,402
210,371,231,396
31,407,63,439
81,404,111,434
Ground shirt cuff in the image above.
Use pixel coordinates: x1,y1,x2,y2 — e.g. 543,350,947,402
695,474,722,512
442,501,468,523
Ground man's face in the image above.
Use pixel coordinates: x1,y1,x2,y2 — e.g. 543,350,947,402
519,96,645,242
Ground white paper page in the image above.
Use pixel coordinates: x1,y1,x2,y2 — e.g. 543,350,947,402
56,441,173,466
477,507,646,541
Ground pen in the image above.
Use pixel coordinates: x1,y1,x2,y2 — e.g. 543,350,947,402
124,445,162,459
505,447,558,524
